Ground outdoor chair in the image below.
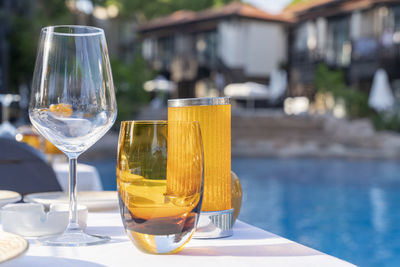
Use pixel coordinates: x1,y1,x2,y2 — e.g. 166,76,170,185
0,137,61,194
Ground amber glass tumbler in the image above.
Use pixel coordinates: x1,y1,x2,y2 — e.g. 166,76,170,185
117,121,204,254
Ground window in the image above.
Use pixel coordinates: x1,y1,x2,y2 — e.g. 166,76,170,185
196,31,217,66
294,23,308,52
392,5,400,32
157,36,174,64
327,16,351,66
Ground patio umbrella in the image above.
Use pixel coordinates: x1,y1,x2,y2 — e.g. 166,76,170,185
368,69,395,112
224,82,269,99
143,75,175,92
268,69,287,103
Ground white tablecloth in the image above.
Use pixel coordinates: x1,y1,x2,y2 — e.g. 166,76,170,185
4,211,355,267
53,163,103,191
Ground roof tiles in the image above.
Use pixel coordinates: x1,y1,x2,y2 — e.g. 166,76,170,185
138,2,292,32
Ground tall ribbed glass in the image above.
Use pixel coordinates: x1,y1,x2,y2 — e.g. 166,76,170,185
168,97,231,212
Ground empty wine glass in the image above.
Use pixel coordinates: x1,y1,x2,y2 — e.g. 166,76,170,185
0,94,20,138
29,25,117,246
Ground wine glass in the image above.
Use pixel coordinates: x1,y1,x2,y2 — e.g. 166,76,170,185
29,25,117,246
117,121,204,254
0,94,20,138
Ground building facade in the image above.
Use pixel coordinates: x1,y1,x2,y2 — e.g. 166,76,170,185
138,2,290,98
288,0,400,96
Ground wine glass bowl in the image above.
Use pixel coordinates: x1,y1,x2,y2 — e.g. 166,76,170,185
117,121,204,254
29,25,117,246
30,26,116,156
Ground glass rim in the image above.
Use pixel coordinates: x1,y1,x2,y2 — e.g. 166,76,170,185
41,25,104,37
168,97,230,107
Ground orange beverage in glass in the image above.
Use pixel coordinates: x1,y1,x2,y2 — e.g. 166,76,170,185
16,129,41,149
117,121,204,254
168,97,231,212
16,125,63,162
24,134,41,149
44,140,63,155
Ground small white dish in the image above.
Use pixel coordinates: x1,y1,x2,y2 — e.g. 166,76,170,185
24,191,118,211
0,191,21,208
1,203,87,237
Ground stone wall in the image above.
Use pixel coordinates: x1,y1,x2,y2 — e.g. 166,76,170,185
232,111,400,159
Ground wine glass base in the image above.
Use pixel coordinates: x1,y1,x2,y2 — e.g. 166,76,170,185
39,230,110,247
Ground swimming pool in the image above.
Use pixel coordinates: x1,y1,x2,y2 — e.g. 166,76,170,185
87,158,400,266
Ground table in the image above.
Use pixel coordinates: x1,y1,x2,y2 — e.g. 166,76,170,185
53,163,103,191
3,210,355,267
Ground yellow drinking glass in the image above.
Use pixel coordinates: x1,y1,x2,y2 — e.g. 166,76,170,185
117,121,204,254
231,171,242,224
168,97,232,238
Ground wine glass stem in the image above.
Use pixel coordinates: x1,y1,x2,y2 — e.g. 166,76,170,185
67,155,80,231
1,102,9,123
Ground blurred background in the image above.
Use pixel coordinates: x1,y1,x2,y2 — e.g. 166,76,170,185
2,0,400,266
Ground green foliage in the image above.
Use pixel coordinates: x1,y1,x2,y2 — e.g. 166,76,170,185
288,0,315,6
371,112,400,132
96,0,236,20
315,64,344,93
314,63,400,132
111,55,152,123
8,0,73,91
314,63,372,119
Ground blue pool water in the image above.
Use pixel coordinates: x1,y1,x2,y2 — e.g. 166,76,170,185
86,158,400,266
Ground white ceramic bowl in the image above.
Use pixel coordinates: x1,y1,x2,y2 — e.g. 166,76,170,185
1,203,88,237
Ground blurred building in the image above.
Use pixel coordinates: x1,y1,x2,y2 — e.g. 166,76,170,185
138,2,291,98
287,0,400,97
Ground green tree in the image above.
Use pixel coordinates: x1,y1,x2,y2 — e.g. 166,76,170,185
288,0,316,7
314,63,371,119
94,0,236,20
111,55,152,123
314,63,400,132
7,0,73,91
